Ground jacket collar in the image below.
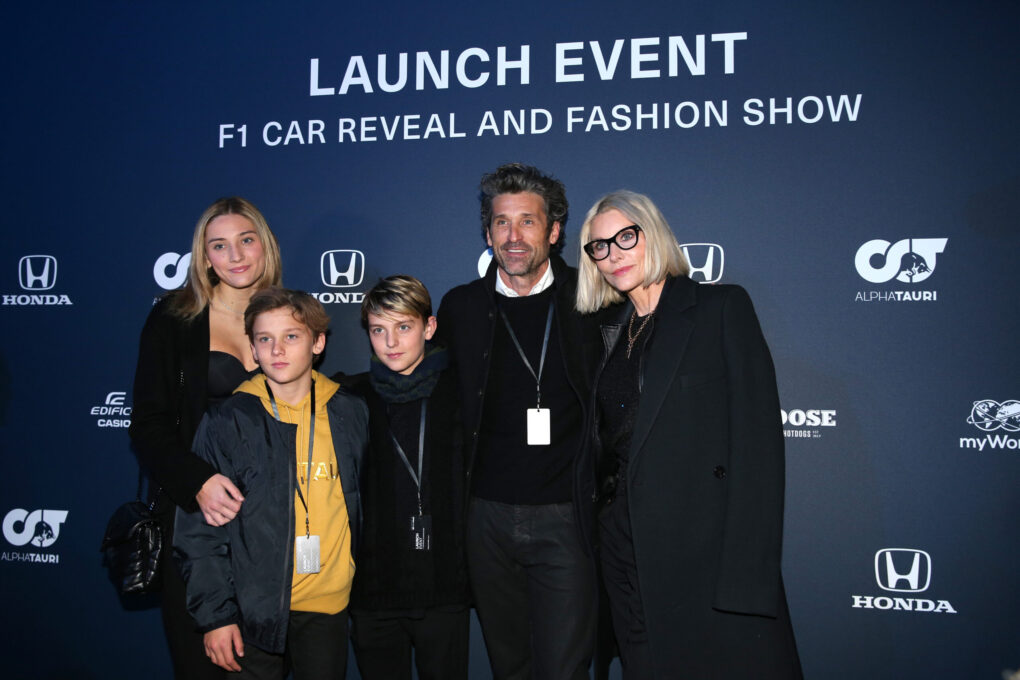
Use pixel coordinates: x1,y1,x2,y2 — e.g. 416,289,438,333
630,275,698,462
598,275,696,347
483,254,569,304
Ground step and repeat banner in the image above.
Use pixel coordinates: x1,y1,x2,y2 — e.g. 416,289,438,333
1,2,1017,678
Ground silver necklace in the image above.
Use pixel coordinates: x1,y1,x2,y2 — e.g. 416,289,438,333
213,296,244,317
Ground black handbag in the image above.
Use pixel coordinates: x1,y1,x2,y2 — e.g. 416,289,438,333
100,472,164,595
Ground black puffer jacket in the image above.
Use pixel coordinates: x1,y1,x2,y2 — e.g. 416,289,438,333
173,379,367,654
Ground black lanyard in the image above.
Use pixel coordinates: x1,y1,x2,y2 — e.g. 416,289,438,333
498,299,554,407
390,399,428,516
265,377,316,538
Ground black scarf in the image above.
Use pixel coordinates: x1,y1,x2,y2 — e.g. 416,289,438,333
368,342,448,404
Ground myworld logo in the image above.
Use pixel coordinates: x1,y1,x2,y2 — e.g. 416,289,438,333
960,399,1020,452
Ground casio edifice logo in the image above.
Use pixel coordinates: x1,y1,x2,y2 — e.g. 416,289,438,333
780,408,836,439
851,549,956,613
959,399,1019,452
1,508,69,565
312,250,366,304
854,238,946,303
91,391,132,428
3,255,73,306
678,243,724,284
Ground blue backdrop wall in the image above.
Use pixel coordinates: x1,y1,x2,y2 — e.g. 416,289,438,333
1,2,1018,678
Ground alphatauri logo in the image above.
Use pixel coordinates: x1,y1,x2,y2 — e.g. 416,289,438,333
3,509,69,548
153,252,192,290
854,238,946,284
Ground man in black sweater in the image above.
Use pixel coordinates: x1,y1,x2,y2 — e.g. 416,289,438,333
437,163,596,680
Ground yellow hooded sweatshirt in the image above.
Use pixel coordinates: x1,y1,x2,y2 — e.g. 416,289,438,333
234,370,355,614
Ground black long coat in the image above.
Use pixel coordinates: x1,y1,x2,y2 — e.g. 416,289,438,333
581,275,802,679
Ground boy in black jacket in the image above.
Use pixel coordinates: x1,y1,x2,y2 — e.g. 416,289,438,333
341,275,470,680
174,288,367,679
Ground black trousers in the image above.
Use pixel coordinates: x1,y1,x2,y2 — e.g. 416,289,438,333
598,489,654,680
351,606,469,680
160,540,224,680
467,498,596,680
237,609,349,680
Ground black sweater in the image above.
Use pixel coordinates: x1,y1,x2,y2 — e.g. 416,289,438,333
341,368,470,612
473,287,581,504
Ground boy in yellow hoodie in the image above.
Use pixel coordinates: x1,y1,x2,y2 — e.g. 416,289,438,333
174,288,367,679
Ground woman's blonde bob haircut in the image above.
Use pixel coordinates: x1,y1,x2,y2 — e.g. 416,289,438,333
575,190,689,314
170,197,283,319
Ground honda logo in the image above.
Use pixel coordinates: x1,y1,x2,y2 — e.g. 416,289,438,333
19,255,57,291
321,250,365,288
874,549,931,593
679,243,724,283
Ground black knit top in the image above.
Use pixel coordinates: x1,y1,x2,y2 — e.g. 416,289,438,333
597,313,655,472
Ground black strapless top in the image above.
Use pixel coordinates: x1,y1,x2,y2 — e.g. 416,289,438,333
208,351,259,405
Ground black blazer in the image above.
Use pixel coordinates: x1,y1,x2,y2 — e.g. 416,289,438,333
436,255,600,489
129,295,217,513
583,275,802,678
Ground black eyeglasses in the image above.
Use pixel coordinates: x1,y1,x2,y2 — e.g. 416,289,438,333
583,225,642,261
